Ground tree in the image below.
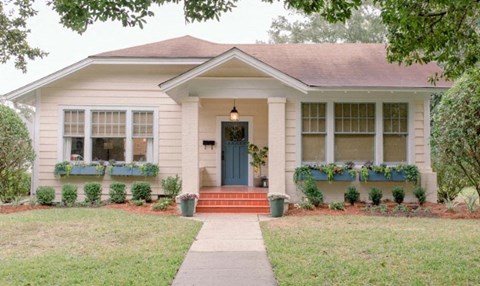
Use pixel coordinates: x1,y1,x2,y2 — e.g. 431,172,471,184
1,0,479,82
431,68,480,199
0,104,35,202
268,2,385,44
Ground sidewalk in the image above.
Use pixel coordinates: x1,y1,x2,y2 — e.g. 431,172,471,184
172,214,278,286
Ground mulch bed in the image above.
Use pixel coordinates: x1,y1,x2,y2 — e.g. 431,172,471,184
2,200,479,219
286,201,480,219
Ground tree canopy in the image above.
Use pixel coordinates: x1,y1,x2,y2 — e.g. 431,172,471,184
1,0,479,82
268,2,386,44
431,68,480,199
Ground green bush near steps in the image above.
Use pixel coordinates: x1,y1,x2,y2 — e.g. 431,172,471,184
369,188,383,206
132,181,152,202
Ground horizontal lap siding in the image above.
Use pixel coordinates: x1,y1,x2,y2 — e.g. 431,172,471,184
36,66,184,196
414,100,425,169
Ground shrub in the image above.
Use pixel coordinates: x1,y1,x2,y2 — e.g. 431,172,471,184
132,181,152,202
36,186,55,205
329,201,345,211
392,186,405,205
109,182,126,204
0,105,35,203
444,196,459,213
152,198,172,211
464,193,478,213
84,182,102,203
161,175,182,199
61,184,77,206
130,199,145,206
299,200,314,210
413,186,426,205
345,186,360,205
369,188,383,206
299,177,323,206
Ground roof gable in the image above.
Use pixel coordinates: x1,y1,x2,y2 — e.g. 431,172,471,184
159,48,308,94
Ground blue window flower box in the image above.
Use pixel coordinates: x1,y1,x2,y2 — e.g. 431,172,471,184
310,170,355,181
109,166,155,176
359,170,406,182
69,165,104,176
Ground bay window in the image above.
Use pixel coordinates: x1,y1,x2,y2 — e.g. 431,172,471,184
302,103,326,164
334,103,375,162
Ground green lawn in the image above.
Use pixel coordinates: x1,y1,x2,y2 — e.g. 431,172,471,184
261,216,480,285
0,209,202,286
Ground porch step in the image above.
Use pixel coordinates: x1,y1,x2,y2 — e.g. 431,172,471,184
197,192,269,214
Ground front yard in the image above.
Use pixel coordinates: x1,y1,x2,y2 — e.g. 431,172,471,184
0,209,201,285
261,216,480,285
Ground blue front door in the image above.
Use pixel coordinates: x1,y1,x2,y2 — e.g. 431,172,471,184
222,122,248,185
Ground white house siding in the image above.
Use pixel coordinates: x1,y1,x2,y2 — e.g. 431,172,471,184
198,98,268,186
35,65,191,199
414,100,426,169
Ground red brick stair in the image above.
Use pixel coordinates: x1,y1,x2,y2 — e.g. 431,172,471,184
196,191,270,214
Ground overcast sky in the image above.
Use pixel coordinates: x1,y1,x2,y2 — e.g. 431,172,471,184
0,1,291,95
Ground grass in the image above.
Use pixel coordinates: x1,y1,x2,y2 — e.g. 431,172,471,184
261,216,480,285
0,209,202,286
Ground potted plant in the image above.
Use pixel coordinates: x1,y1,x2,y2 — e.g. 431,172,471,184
176,193,198,217
248,143,268,187
268,193,290,217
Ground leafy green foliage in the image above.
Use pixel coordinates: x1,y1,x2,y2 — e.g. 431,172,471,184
463,193,478,213
109,182,126,204
368,187,383,206
268,1,385,44
345,186,360,205
161,175,182,199
152,198,173,211
247,143,268,176
329,201,345,211
131,181,152,202
392,186,405,205
413,187,426,205
431,69,480,199
299,177,323,206
61,184,77,206
130,199,145,206
140,163,159,176
36,186,55,205
83,182,102,204
0,105,35,202
299,200,314,210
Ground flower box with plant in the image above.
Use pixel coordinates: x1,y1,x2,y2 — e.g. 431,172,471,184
248,143,268,187
293,162,356,183
108,161,159,177
358,161,419,184
176,193,198,217
54,161,105,177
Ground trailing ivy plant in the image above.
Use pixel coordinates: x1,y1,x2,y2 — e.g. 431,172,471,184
54,161,72,177
359,161,419,184
293,162,355,183
140,163,160,176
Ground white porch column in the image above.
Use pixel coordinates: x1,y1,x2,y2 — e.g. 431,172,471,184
181,97,200,194
268,97,286,194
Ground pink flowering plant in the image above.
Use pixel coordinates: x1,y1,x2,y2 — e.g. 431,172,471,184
176,193,199,201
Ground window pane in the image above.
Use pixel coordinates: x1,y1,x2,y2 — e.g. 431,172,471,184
92,138,125,161
384,134,407,162
335,134,374,162
64,110,84,137
133,111,154,137
335,103,375,134
383,103,408,134
133,138,153,162
91,111,126,137
302,134,325,162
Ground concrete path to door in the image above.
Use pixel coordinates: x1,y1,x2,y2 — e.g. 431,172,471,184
172,214,278,286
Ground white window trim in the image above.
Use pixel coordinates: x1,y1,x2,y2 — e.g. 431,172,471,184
295,94,415,167
58,106,159,164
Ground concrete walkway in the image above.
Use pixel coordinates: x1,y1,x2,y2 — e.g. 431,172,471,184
172,214,278,286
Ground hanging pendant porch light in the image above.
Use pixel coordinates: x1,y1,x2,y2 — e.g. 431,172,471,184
230,99,239,121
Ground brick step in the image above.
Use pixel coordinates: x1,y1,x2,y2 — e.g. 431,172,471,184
196,205,270,214
197,198,269,206
199,192,268,199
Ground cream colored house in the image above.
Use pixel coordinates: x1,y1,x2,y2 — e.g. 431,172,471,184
5,36,449,207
